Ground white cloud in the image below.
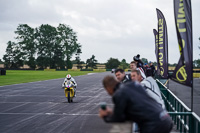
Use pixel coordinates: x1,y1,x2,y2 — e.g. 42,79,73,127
0,0,199,64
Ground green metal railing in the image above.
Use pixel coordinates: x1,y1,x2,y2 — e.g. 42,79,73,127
156,79,200,133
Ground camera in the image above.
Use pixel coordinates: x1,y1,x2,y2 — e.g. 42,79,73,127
100,102,107,110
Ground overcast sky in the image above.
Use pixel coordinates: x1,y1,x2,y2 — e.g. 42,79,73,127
0,0,199,64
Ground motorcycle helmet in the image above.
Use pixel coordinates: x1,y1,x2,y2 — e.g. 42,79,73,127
66,74,71,80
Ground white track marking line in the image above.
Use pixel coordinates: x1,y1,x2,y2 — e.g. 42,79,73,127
0,112,98,116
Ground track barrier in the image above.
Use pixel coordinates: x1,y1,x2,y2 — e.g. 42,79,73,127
156,79,200,133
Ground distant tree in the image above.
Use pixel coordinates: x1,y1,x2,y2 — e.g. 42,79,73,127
0,59,3,63
80,61,85,64
52,45,65,69
119,59,129,69
86,55,98,69
35,24,58,68
168,63,178,67
141,58,148,64
75,48,82,69
152,62,157,67
3,23,82,69
198,37,200,56
72,59,85,64
3,41,24,68
57,24,81,69
105,58,120,69
193,59,200,68
15,24,36,69
3,41,13,68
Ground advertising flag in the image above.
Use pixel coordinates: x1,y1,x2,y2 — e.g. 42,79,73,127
156,9,168,78
171,0,193,87
153,29,160,75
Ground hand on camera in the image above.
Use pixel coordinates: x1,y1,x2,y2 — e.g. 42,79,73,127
99,106,112,118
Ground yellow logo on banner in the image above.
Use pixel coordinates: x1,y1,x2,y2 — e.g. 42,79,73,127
158,19,164,76
177,0,186,33
176,65,187,82
160,67,164,76
179,39,185,55
156,34,158,49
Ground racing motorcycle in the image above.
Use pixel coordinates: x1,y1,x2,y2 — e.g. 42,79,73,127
64,80,75,103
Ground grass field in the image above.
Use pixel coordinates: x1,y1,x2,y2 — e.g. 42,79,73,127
0,70,101,86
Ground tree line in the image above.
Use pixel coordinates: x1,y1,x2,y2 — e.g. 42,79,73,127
3,24,81,69
1,24,200,69
0,23,150,70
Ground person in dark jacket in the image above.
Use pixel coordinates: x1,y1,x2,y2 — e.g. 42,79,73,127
99,75,173,133
146,61,156,77
149,61,156,77
133,54,144,68
114,68,131,83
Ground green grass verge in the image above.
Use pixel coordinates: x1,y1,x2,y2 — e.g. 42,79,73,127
0,70,99,86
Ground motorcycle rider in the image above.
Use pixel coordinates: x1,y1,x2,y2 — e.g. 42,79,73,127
62,74,77,96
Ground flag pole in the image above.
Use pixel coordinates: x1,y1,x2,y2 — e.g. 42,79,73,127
191,75,193,112
191,49,193,112
191,0,193,112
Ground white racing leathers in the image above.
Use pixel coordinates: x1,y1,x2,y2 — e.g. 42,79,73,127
62,77,77,88
141,77,166,109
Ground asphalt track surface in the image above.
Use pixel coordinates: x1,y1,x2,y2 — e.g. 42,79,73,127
0,72,117,133
0,72,199,133
168,78,200,116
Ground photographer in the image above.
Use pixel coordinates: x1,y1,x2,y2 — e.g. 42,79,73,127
133,54,144,68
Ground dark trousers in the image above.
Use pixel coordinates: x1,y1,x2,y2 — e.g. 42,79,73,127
151,116,173,133
140,115,173,133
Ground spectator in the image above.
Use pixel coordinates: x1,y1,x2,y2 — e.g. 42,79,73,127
133,54,144,68
130,61,146,80
99,75,173,133
131,70,165,109
131,69,143,82
146,61,156,77
143,63,149,74
114,68,131,83
149,61,156,77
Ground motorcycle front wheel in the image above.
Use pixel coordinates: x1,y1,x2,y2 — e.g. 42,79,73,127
68,92,71,103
